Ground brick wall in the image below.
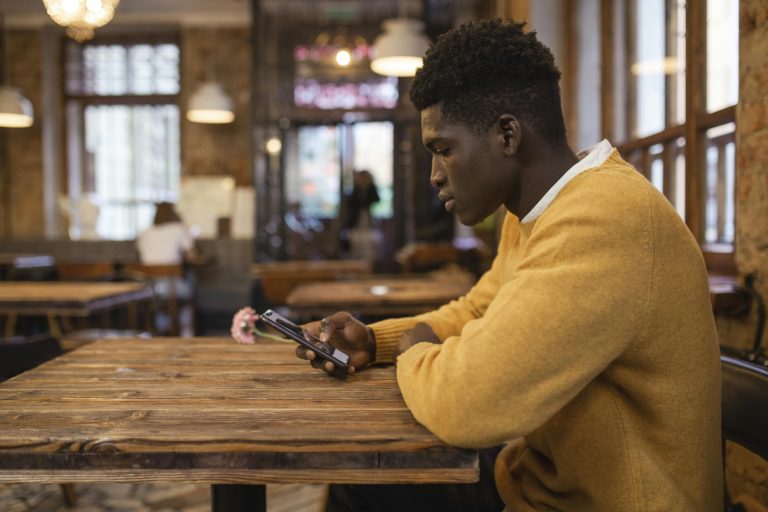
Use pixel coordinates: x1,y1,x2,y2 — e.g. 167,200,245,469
1,30,44,239
0,27,253,240
726,0,768,507
180,27,253,187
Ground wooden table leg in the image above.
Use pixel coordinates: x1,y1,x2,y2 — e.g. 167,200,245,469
46,314,63,339
3,313,17,337
211,484,266,512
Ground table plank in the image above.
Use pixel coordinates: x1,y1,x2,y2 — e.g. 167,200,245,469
0,282,152,316
0,337,478,484
286,277,473,316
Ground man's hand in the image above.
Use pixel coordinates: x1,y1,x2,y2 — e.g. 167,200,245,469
299,311,376,377
393,322,442,362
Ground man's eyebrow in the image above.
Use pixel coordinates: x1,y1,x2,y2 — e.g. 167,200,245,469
422,136,440,150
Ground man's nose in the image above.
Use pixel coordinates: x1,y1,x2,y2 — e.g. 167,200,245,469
430,164,446,188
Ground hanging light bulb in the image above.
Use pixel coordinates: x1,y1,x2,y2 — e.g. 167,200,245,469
370,18,430,77
42,0,120,42
0,86,34,128
186,82,235,124
265,137,282,155
335,48,352,67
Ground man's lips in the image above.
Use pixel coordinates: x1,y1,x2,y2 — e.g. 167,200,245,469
439,193,455,212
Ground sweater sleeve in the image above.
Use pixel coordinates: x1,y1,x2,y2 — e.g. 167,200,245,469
370,214,516,364
395,174,654,448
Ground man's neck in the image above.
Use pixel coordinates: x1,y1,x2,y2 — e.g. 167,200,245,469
512,144,579,219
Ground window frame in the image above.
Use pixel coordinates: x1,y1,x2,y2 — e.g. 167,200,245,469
61,32,182,241
598,0,737,273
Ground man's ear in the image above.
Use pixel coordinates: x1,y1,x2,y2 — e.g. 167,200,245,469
497,115,521,156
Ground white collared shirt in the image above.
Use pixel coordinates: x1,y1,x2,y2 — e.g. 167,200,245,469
521,139,614,223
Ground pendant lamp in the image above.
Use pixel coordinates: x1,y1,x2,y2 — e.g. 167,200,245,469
0,86,34,128
186,81,235,124
0,17,33,128
370,18,430,77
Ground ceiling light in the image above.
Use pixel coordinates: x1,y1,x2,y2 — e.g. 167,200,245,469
0,86,34,128
371,19,430,77
335,49,352,67
265,137,282,155
630,57,680,76
42,0,120,42
186,82,235,124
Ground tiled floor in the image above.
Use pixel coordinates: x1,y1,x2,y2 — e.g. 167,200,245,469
0,482,326,512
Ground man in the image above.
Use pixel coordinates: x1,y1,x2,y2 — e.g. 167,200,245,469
298,19,722,511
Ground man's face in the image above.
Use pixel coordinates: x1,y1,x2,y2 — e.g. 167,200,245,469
421,104,511,226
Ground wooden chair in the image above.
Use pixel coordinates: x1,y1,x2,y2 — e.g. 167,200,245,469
56,261,116,281
395,242,460,273
721,355,768,511
122,263,189,336
254,260,372,306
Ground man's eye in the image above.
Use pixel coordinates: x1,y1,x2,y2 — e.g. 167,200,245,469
435,148,451,156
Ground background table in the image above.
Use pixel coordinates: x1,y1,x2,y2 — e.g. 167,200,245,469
0,282,153,337
0,337,478,511
286,276,474,317
252,259,372,305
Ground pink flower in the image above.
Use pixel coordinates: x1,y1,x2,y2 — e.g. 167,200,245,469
231,307,260,344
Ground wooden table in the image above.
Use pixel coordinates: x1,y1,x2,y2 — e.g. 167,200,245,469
252,259,372,305
286,276,474,317
0,337,478,512
0,282,153,337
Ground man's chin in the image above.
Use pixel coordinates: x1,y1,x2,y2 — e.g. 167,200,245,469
457,208,500,227
456,212,482,227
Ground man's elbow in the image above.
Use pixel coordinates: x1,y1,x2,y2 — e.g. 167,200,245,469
415,403,519,449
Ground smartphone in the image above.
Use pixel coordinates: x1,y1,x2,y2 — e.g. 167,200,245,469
260,309,350,369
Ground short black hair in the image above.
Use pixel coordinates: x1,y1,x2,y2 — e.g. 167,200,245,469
410,18,567,143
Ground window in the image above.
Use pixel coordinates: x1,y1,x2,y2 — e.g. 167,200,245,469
286,121,394,219
589,0,738,256
64,37,181,240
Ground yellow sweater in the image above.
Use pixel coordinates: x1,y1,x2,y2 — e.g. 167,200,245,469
371,150,722,511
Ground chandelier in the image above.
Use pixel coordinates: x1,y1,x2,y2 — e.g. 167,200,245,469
42,0,120,42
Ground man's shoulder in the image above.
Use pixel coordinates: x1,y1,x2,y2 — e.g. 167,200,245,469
549,171,643,215
553,155,665,218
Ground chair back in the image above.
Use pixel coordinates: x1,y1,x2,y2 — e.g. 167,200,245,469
122,263,187,335
721,355,768,460
253,260,371,305
56,262,117,281
396,243,460,273
0,333,63,381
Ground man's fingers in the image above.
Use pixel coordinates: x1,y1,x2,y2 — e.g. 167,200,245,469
295,345,316,361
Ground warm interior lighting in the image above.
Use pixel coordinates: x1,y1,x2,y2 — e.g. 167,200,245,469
186,82,235,124
0,86,34,128
43,0,120,42
265,137,282,155
335,48,352,67
370,19,430,77
630,57,680,75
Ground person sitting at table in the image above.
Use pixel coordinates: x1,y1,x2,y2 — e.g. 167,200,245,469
296,18,722,512
136,202,199,335
137,202,198,266
341,169,381,261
